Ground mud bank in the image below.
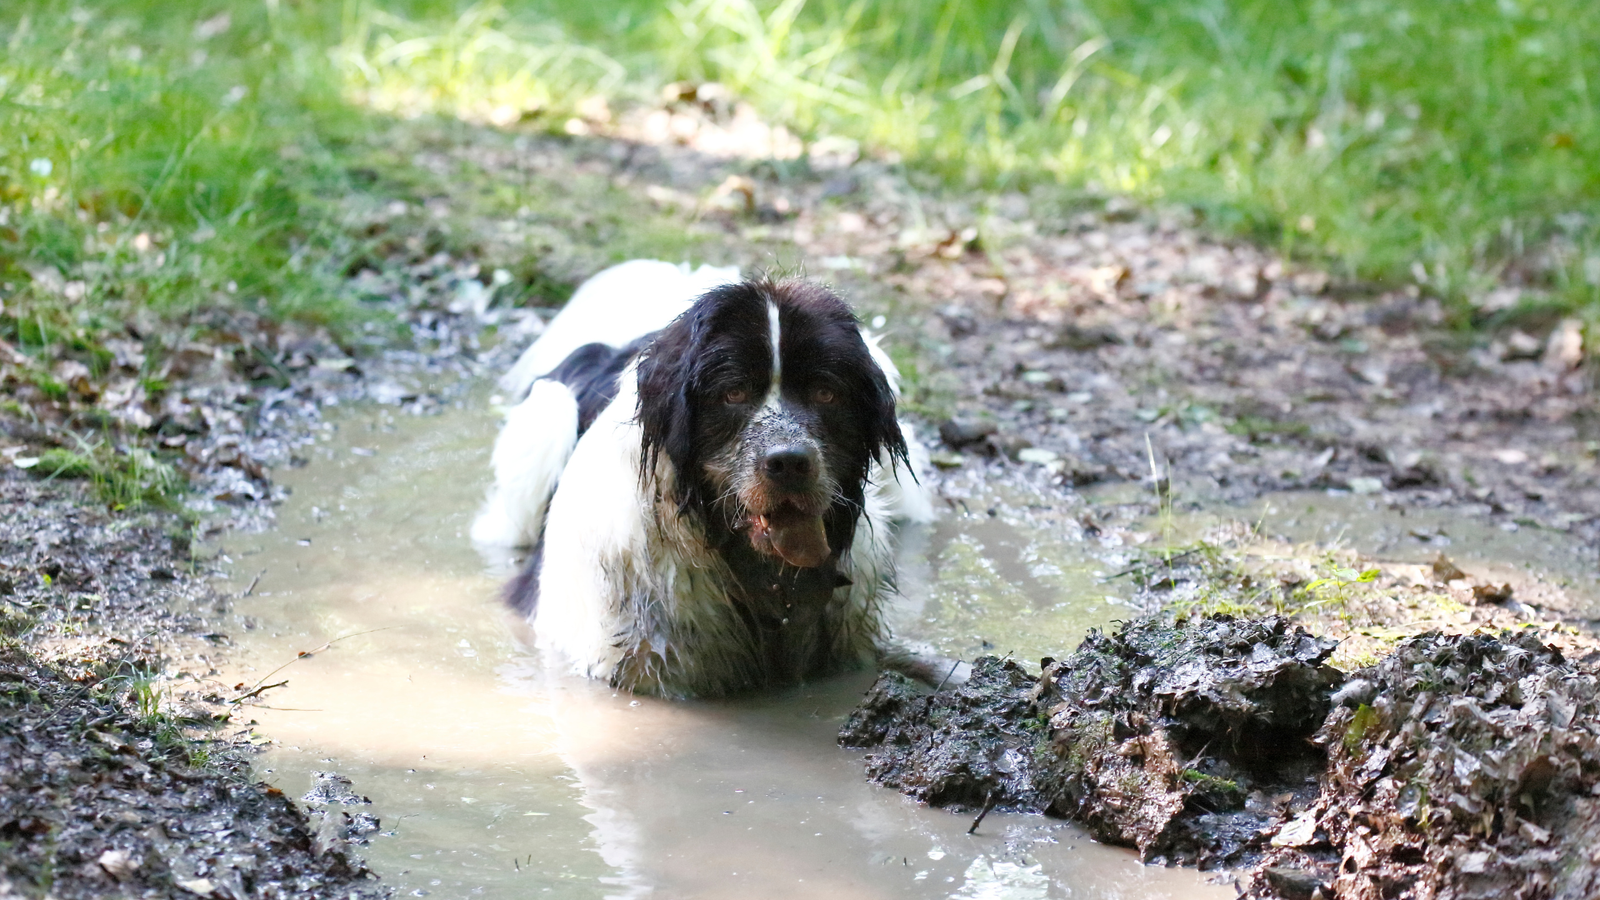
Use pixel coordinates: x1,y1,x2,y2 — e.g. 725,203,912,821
1244,630,1600,900
844,614,1600,898
0,644,385,900
0,474,385,899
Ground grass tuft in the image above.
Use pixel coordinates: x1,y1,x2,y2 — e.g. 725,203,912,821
32,442,183,510
333,1,626,127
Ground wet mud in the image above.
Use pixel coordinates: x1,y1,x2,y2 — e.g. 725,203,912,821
1245,630,1600,900
839,657,1054,813
0,644,385,900
1035,615,1340,868
844,614,1343,869
0,474,384,900
846,615,1600,899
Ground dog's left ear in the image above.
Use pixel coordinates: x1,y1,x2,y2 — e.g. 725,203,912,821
637,307,704,508
862,354,910,472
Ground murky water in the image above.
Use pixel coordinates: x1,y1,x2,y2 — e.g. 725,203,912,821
215,398,1225,900
214,391,1600,899
1251,492,1600,617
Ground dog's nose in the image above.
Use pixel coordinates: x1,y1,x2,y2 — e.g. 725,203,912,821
762,445,818,491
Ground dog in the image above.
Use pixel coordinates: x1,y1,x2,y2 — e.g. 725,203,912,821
473,260,933,698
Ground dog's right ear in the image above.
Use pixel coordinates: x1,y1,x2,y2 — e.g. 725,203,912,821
637,308,704,509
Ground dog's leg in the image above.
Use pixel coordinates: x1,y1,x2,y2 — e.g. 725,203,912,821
877,643,972,690
472,379,580,548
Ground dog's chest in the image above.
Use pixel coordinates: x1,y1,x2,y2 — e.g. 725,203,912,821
718,538,850,683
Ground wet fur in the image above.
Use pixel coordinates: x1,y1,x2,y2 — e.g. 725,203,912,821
485,274,919,697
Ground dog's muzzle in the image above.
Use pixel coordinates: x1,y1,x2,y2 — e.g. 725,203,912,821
747,443,831,567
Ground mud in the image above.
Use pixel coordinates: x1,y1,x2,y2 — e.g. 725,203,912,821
0,644,385,900
0,473,384,900
847,614,1600,899
839,657,1054,813
844,614,1345,869
1036,615,1342,868
1245,630,1600,900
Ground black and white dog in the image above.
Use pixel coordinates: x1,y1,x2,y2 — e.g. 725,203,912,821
473,261,932,698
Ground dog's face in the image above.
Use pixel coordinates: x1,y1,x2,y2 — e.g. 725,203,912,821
638,279,907,569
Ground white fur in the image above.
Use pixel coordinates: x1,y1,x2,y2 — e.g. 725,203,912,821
499,260,741,401
534,367,896,695
470,379,580,547
872,422,937,525
531,369,651,675
762,300,783,409
864,334,936,524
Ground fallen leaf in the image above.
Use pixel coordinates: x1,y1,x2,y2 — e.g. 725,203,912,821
1431,553,1468,583
1270,810,1320,847
98,848,138,881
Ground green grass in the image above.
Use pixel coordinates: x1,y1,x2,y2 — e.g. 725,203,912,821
348,0,1600,322
30,443,183,510
3,0,1596,369
0,5,366,325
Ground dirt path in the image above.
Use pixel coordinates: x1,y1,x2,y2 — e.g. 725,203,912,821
382,103,1599,550
385,104,1598,634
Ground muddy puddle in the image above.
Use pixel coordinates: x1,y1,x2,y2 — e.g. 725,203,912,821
1094,476,1600,621
213,399,1224,899
211,397,1598,899
1246,491,1600,616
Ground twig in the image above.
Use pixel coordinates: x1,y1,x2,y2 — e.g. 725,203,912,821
967,790,997,835
229,679,288,704
239,569,265,598
933,659,962,693
1182,739,1213,772
235,626,397,698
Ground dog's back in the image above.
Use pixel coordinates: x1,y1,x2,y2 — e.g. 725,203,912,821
471,261,740,550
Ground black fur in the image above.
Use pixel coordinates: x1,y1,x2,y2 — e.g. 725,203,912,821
544,336,651,434
504,538,544,617
637,280,908,515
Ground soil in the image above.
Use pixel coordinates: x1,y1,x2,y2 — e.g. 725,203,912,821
1034,614,1341,869
843,614,1344,869
1244,630,1600,900
0,474,385,899
843,614,1600,900
838,656,1054,814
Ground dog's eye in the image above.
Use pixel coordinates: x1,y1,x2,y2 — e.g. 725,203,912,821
724,388,749,405
814,387,836,404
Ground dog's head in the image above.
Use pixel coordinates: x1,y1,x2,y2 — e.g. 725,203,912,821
637,279,908,569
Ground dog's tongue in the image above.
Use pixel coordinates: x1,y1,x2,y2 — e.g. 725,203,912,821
757,508,831,568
